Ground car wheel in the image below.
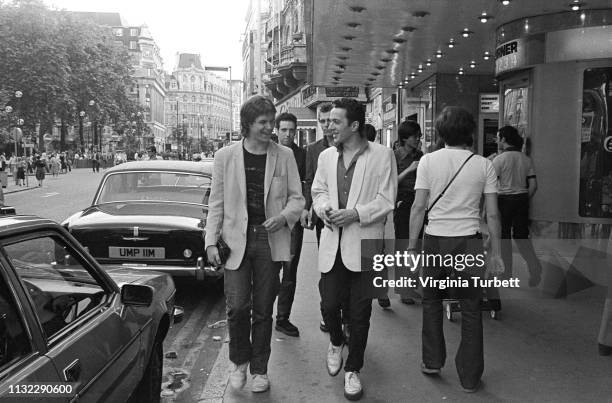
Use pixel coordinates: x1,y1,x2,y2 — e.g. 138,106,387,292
131,339,162,403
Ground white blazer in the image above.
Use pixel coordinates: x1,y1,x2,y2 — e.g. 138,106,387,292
204,141,305,270
312,141,397,272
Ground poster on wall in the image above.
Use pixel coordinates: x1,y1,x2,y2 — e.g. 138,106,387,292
503,87,529,148
579,67,612,218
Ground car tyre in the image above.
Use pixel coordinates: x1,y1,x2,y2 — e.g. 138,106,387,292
131,338,163,403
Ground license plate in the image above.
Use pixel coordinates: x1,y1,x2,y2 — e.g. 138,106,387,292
109,247,165,259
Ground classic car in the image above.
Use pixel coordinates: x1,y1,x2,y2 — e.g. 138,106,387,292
0,216,182,402
62,160,220,280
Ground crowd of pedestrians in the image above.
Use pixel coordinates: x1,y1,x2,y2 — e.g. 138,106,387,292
202,94,536,400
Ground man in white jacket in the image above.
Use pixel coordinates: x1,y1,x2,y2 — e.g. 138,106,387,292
312,98,397,401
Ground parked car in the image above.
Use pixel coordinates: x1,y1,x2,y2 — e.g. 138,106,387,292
0,215,182,402
62,160,220,280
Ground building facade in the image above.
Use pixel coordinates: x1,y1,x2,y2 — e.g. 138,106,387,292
164,53,236,152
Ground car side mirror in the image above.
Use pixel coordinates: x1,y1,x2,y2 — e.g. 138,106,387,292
121,284,153,307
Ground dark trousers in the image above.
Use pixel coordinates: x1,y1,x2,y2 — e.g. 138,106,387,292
321,250,373,372
498,193,542,280
224,225,281,375
315,220,350,324
276,223,304,321
394,194,422,299
422,233,484,389
92,160,100,172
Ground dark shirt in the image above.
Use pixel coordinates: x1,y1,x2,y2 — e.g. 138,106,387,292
337,141,369,209
395,147,423,201
304,136,330,210
244,146,267,226
290,143,306,181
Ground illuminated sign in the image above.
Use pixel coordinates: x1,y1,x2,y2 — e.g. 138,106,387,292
495,39,524,75
480,94,500,113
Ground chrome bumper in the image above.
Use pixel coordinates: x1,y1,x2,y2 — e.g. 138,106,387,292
114,257,223,281
172,305,184,324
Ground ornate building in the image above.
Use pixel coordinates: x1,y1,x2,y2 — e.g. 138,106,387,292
164,53,237,151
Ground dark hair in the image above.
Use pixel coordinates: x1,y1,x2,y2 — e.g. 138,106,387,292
498,125,524,149
364,124,376,142
275,112,297,129
398,121,421,144
332,98,365,137
240,95,276,137
318,102,333,117
147,145,157,153
434,106,475,146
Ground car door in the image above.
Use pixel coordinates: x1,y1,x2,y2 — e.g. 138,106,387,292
0,263,65,401
3,231,143,402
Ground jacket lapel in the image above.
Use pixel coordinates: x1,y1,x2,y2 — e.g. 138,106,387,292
233,142,247,203
346,146,368,209
264,142,278,207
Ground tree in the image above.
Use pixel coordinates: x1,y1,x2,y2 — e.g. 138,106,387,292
0,0,142,153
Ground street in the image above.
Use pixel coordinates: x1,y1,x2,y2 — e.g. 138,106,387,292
6,167,229,402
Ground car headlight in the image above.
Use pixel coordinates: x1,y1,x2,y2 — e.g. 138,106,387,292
183,249,193,258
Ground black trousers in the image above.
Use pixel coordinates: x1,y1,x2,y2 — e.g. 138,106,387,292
321,250,373,372
394,194,422,299
498,193,542,280
421,233,484,389
276,222,304,321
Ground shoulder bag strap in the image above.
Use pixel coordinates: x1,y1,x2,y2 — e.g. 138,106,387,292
426,153,475,214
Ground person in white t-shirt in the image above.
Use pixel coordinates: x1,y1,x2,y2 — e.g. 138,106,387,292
407,106,504,393
492,125,542,287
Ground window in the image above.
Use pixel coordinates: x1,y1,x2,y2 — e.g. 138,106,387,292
0,273,32,369
129,41,137,50
113,28,123,36
130,28,139,37
5,236,108,340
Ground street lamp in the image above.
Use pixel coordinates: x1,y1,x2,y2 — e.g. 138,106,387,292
14,91,22,157
79,111,86,153
88,100,96,152
204,65,233,140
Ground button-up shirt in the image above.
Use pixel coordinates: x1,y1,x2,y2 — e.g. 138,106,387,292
336,141,369,209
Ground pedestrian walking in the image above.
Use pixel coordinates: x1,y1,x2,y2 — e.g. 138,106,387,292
408,106,504,393
16,157,26,186
388,120,424,307
305,102,350,336
274,112,306,337
51,154,60,177
34,155,46,187
492,125,542,286
205,95,304,393
312,98,397,400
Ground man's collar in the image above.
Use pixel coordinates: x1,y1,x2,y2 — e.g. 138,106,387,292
337,137,369,155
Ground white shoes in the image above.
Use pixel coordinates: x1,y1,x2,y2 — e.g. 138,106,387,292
251,374,270,393
344,371,363,401
229,362,248,390
326,342,344,376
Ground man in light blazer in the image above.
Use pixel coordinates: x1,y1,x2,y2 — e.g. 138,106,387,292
205,95,304,393
312,98,397,400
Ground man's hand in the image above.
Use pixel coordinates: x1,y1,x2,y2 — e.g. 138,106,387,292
206,245,221,267
328,209,359,227
300,209,313,229
486,253,505,276
262,215,287,233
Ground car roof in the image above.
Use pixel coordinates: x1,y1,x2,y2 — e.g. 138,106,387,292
104,160,213,175
0,215,59,238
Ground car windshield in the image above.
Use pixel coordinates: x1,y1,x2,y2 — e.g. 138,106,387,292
96,171,211,206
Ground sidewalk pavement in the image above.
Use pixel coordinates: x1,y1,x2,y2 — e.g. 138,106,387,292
200,230,612,402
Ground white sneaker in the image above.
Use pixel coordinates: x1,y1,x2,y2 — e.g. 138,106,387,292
251,374,270,393
229,362,248,390
326,342,343,376
344,371,363,401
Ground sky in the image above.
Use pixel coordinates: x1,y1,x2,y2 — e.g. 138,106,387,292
44,0,250,79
